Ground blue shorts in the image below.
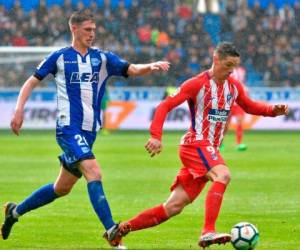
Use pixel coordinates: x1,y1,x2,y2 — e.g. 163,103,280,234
56,129,97,178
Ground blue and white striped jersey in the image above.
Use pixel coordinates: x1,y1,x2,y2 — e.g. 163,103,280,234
35,46,129,132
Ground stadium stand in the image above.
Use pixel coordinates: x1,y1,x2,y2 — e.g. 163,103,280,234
0,0,299,87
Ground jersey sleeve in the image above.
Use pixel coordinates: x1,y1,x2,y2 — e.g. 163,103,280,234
105,51,130,78
150,77,200,140
34,51,60,80
235,82,275,116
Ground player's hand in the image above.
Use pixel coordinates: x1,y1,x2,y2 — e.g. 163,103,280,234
150,61,170,72
10,109,24,135
145,137,162,157
273,104,289,116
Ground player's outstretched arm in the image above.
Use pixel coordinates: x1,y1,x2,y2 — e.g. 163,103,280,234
272,104,289,116
11,76,40,135
127,61,170,76
145,137,162,157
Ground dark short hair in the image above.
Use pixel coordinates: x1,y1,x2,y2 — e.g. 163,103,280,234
215,42,240,59
69,10,95,26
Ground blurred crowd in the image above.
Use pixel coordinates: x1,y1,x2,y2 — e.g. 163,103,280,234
0,0,299,87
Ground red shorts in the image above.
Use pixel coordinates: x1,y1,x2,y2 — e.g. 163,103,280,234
231,104,245,116
170,143,225,201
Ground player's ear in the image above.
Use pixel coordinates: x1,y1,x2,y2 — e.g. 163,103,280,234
213,53,219,64
70,24,77,33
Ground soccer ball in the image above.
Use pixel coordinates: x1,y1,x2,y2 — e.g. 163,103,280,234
231,222,259,250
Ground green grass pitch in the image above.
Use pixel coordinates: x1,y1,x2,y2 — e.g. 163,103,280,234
0,130,299,250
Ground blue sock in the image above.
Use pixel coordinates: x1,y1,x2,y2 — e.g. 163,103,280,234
87,180,115,230
16,184,59,216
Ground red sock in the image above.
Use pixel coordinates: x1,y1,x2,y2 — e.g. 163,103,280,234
202,181,227,234
128,204,169,231
236,123,243,145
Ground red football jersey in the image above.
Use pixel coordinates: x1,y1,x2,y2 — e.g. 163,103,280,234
150,71,275,147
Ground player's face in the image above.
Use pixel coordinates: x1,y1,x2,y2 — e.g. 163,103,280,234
73,20,96,48
215,55,240,81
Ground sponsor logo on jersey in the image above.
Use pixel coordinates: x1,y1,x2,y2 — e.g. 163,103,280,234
208,109,230,122
70,72,99,83
64,61,78,64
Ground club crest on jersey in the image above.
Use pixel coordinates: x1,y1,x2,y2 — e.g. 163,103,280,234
70,72,99,83
91,58,100,66
226,94,233,103
208,109,229,123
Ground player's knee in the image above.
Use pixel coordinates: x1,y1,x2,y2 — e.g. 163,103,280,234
208,166,231,185
86,169,101,181
54,183,73,196
81,164,102,181
216,171,231,184
164,201,186,217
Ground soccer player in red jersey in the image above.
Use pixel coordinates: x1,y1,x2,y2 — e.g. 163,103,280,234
230,103,247,150
105,42,289,248
228,67,248,151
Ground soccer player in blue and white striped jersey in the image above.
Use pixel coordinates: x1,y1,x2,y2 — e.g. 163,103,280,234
2,10,170,249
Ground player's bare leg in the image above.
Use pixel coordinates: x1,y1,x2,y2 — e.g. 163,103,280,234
54,167,80,195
